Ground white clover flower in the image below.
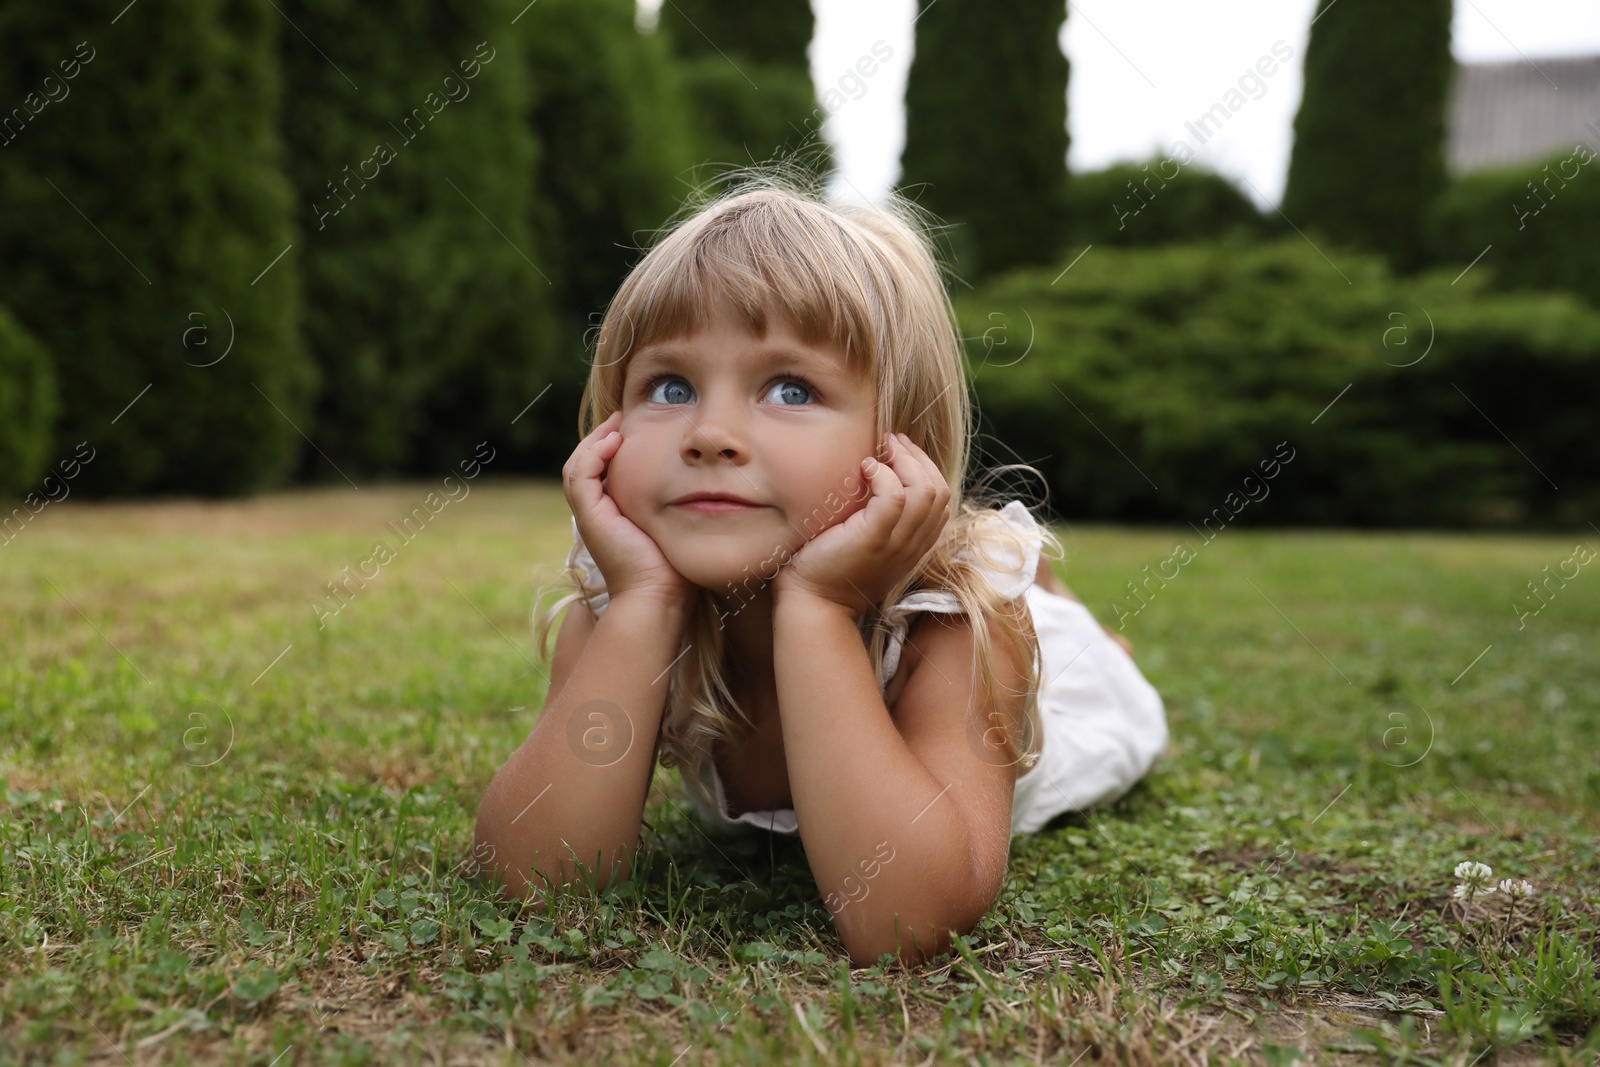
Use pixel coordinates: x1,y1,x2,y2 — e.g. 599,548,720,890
1452,883,1497,901
1452,860,1497,902
49,798,65,813
1498,878,1535,899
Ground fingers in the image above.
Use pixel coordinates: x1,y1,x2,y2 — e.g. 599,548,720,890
563,419,617,502
856,444,905,539
878,435,923,546
789,431,949,609
879,432,950,553
563,411,623,516
901,433,951,537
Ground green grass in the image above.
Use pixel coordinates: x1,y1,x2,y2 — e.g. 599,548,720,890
2,480,1597,1065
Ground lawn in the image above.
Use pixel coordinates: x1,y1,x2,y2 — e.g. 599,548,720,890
2,480,1597,1065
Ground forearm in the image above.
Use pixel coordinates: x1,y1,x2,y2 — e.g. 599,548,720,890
474,593,690,899
773,592,982,965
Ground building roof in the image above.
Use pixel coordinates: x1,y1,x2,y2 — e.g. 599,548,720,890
1448,55,1600,174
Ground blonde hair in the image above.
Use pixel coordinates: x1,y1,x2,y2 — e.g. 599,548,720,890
533,166,1063,810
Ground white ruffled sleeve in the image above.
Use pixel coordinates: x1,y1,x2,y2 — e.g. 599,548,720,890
956,500,1043,599
874,500,1044,690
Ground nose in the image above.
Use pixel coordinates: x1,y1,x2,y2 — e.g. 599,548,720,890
677,392,749,464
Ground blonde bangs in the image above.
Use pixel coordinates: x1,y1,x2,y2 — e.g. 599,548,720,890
583,187,924,432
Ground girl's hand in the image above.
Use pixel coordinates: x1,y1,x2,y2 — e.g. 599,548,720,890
563,411,694,609
774,432,951,619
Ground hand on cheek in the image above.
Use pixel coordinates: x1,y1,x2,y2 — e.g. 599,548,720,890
563,411,692,607
776,432,951,618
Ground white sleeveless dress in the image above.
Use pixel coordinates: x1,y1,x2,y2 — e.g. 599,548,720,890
561,501,1169,838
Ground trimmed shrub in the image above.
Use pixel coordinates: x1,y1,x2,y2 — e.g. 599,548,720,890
960,238,1600,529
1423,144,1600,309
1065,159,1270,248
901,0,1069,280
0,305,58,499
1282,0,1454,271
277,0,557,479
0,0,315,497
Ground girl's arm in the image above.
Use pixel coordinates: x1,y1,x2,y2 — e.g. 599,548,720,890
772,589,1029,966
473,590,692,901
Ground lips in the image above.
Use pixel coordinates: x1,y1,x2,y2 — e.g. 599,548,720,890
669,491,769,513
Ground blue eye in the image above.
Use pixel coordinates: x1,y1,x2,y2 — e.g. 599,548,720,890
764,378,814,406
646,376,694,405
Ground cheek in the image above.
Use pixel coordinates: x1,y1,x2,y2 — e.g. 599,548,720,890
830,467,873,519
604,437,653,517
786,453,874,534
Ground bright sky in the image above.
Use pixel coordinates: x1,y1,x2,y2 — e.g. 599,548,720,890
641,0,1600,209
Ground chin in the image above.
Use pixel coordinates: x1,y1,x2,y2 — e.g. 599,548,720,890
672,548,780,598
662,530,794,599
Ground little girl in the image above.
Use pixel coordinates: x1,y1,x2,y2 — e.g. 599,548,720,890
474,176,1169,966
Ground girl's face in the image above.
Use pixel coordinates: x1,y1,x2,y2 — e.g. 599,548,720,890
605,300,881,595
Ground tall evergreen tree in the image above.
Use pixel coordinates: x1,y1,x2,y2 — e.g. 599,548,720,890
900,0,1070,281
277,0,558,479
655,0,829,179
658,0,815,66
523,0,694,333
517,0,697,464
1281,0,1454,271
0,0,315,497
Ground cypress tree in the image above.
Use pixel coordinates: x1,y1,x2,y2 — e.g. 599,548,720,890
655,0,829,179
658,0,815,66
1281,0,1454,271
277,0,558,478
900,0,1070,281
513,0,698,452
522,0,694,333
0,0,315,497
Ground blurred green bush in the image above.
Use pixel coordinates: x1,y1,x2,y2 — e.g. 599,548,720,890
519,0,703,450
961,238,1600,528
0,305,58,499
524,0,695,343
1063,160,1271,248
1424,145,1600,313
657,0,829,182
0,0,315,497
277,0,556,480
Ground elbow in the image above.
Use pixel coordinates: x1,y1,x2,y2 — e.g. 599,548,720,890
470,805,629,905
833,848,1002,967
836,900,987,968
471,785,511,878
470,796,548,904
468,828,560,906
468,817,528,903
